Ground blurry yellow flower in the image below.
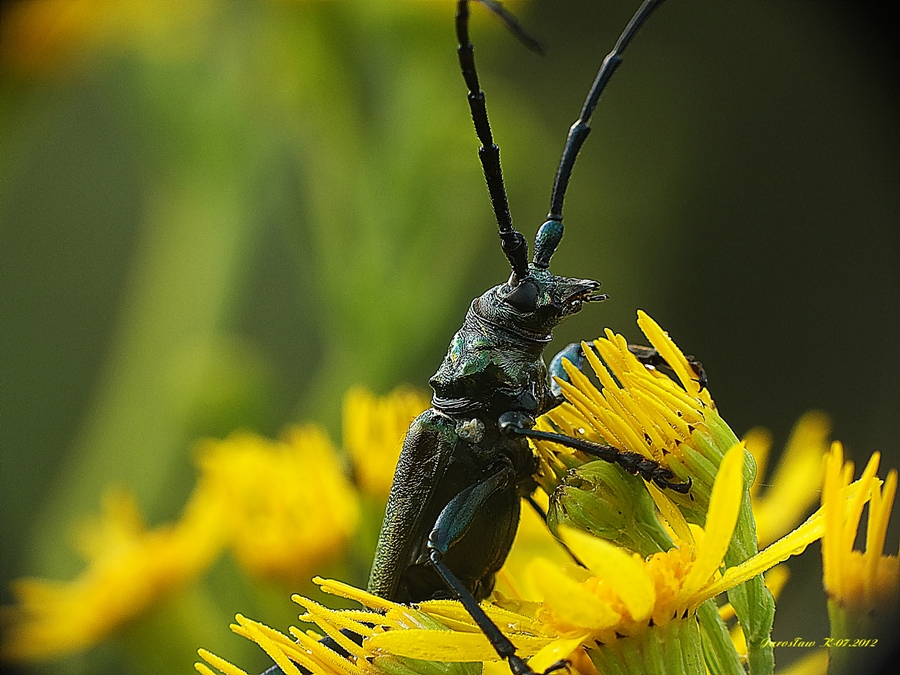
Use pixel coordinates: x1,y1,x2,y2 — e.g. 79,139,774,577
0,0,214,74
1,482,225,661
495,491,574,602
774,649,829,675
819,443,899,674
744,411,831,548
342,386,429,500
198,425,360,585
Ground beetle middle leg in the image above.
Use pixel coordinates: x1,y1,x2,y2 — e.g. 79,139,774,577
427,463,568,675
524,493,586,568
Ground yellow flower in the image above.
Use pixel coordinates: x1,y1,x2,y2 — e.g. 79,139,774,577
1,483,225,661
821,442,899,613
198,425,360,585
198,441,863,675
534,311,727,527
819,443,899,674
342,386,430,500
531,312,781,672
744,411,830,548
821,445,899,675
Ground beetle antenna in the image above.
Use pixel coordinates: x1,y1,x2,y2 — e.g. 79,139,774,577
456,0,532,285
535,0,666,268
476,0,544,56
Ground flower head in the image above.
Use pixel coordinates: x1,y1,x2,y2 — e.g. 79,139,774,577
1,484,225,661
534,311,734,528
821,442,899,614
197,425,360,584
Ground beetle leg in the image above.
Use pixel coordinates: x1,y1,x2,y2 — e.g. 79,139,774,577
427,466,565,675
430,549,567,675
501,418,691,494
525,494,586,567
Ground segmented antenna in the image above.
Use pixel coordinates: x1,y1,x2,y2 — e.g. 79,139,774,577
456,0,534,286
536,0,666,267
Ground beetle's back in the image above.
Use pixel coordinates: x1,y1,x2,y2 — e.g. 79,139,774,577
368,408,528,603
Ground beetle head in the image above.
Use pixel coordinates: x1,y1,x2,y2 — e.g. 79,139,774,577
475,272,604,343
477,219,605,338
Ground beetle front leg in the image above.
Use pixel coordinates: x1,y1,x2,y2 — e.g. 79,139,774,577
427,466,568,675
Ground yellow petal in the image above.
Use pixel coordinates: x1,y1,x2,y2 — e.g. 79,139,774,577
197,650,250,675
367,629,552,661
647,482,694,546
678,443,745,604
238,619,303,675
557,527,656,622
528,636,590,674
865,469,898,602
312,577,398,613
697,474,875,605
637,310,702,398
529,557,622,630
743,427,772,499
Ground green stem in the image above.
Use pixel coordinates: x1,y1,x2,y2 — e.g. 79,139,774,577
696,600,745,675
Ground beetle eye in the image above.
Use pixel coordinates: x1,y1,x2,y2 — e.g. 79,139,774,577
504,278,539,312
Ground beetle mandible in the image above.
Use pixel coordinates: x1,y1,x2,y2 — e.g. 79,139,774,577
367,1,695,674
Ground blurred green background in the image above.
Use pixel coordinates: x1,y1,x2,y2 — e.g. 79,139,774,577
1,1,898,674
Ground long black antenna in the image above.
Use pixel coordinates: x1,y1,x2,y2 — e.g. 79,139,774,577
536,0,665,266
456,0,531,285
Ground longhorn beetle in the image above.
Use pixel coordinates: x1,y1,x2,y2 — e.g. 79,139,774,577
366,1,697,674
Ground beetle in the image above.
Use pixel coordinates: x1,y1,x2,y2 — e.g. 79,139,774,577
366,1,695,674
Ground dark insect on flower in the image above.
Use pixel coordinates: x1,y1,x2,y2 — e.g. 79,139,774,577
364,2,698,674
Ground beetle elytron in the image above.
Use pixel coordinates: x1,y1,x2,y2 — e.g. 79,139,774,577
367,1,695,674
